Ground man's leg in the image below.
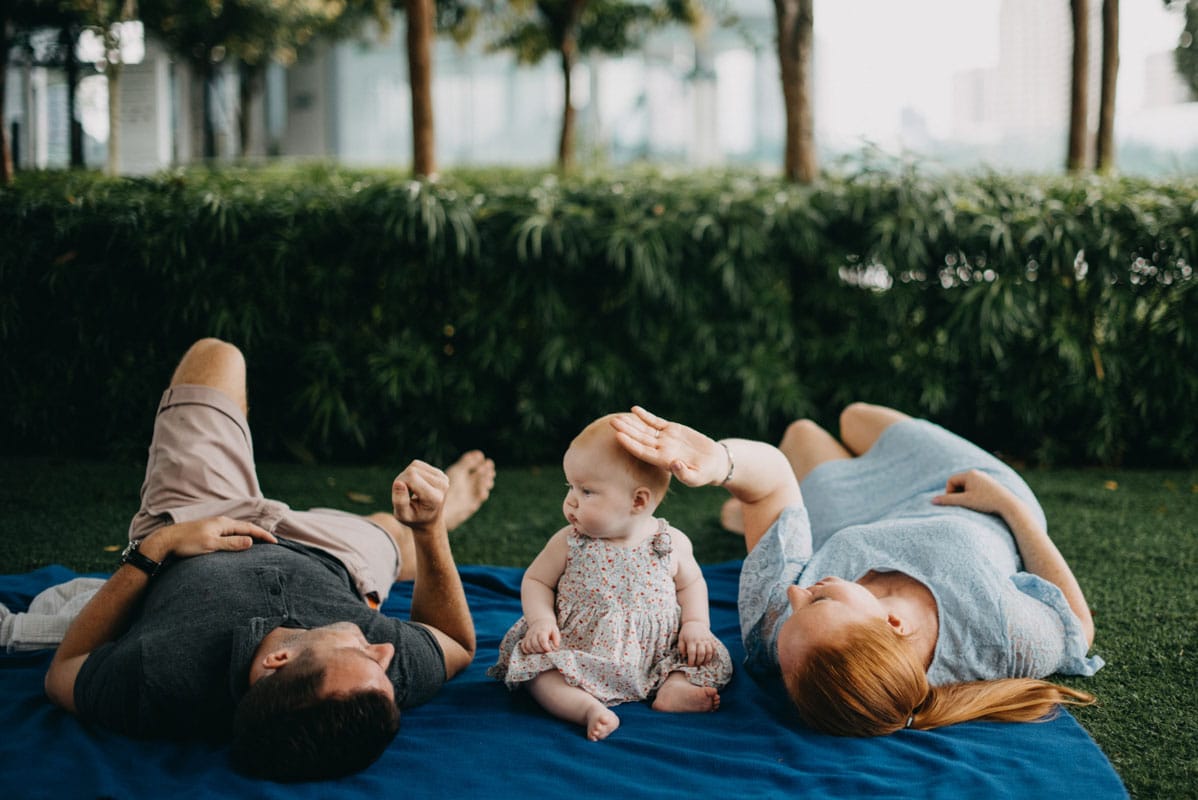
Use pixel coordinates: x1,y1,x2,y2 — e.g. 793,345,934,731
169,337,248,414
365,451,495,582
129,338,263,543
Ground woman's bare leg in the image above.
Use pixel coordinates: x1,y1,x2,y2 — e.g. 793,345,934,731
721,418,851,534
779,418,854,481
528,671,620,741
838,402,910,456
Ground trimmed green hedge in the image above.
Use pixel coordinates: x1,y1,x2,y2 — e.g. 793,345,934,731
2,164,1195,466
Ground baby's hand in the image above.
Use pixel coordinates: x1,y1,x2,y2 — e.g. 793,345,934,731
520,618,561,654
678,620,718,667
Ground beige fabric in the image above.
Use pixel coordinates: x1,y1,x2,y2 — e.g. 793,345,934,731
128,384,401,602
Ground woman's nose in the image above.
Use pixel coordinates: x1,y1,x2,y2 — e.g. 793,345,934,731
787,584,812,610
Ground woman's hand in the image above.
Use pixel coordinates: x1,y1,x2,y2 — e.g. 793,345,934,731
140,516,277,562
520,618,561,654
932,469,1020,518
937,470,1095,646
610,406,729,488
678,620,718,667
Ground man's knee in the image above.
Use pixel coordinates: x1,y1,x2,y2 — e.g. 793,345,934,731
170,338,248,410
179,337,242,369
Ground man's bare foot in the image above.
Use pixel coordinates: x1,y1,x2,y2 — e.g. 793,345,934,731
720,497,746,536
586,706,620,741
444,450,496,530
652,673,721,713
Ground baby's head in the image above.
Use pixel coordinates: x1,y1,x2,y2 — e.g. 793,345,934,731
561,414,671,537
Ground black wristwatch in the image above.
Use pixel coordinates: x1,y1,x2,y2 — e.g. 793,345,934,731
119,539,163,579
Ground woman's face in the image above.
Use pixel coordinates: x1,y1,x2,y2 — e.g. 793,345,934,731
775,576,892,673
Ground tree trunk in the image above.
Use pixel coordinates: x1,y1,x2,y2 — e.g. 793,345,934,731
406,0,435,177
202,65,217,160
1066,0,1090,173
1095,0,1118,172
550,0,588,170
0,17,13,184
557,36,577,170
237,62,262,159
61,25,85,168
106,62,122,176
775,0,817,183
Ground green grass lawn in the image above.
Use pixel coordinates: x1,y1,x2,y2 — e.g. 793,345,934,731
1,456,1195,798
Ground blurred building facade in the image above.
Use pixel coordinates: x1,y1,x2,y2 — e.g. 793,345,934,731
3,0,1195,175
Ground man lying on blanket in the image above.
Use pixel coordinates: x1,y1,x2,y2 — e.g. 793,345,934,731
43,338,495,782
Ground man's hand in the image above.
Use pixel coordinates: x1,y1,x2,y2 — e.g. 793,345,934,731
140,516,277,562
392,460,449,531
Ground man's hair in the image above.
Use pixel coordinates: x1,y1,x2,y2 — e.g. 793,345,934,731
230,655,401,781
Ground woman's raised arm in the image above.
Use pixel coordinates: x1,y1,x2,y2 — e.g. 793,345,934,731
611,407,803,552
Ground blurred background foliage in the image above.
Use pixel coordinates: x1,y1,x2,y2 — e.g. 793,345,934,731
1,162,1195,467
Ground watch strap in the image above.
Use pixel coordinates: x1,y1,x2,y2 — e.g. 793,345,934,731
120,540,162,578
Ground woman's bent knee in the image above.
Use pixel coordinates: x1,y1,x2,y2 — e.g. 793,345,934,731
839,403,908,455
780,419,825,450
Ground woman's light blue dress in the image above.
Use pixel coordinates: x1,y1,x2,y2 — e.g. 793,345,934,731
739,419,1103,685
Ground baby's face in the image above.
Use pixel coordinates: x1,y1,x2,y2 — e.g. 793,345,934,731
561,442,639,540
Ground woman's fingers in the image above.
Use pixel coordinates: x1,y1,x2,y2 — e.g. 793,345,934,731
630,405,668,429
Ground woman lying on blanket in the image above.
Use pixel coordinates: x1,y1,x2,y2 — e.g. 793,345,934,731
611,403,1102,736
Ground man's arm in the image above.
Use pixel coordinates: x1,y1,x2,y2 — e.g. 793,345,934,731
44,517,275,713
391,462,476,678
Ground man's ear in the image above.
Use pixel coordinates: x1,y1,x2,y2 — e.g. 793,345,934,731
631,486,653,513
248,645,295,686
261,648,293,672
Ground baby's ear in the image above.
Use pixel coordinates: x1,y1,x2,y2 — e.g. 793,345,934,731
631,486,653,513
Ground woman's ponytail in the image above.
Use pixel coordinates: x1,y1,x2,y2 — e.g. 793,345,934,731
785,620,1094,737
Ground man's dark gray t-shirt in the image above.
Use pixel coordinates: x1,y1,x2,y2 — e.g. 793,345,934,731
74,539,445,739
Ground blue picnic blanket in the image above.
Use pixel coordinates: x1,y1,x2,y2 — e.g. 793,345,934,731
0,562,1127,799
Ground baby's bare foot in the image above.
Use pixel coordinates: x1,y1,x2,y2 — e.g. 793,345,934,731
652,675,721,713
444,450,495,530
586,706,620,741
720,497,746,535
